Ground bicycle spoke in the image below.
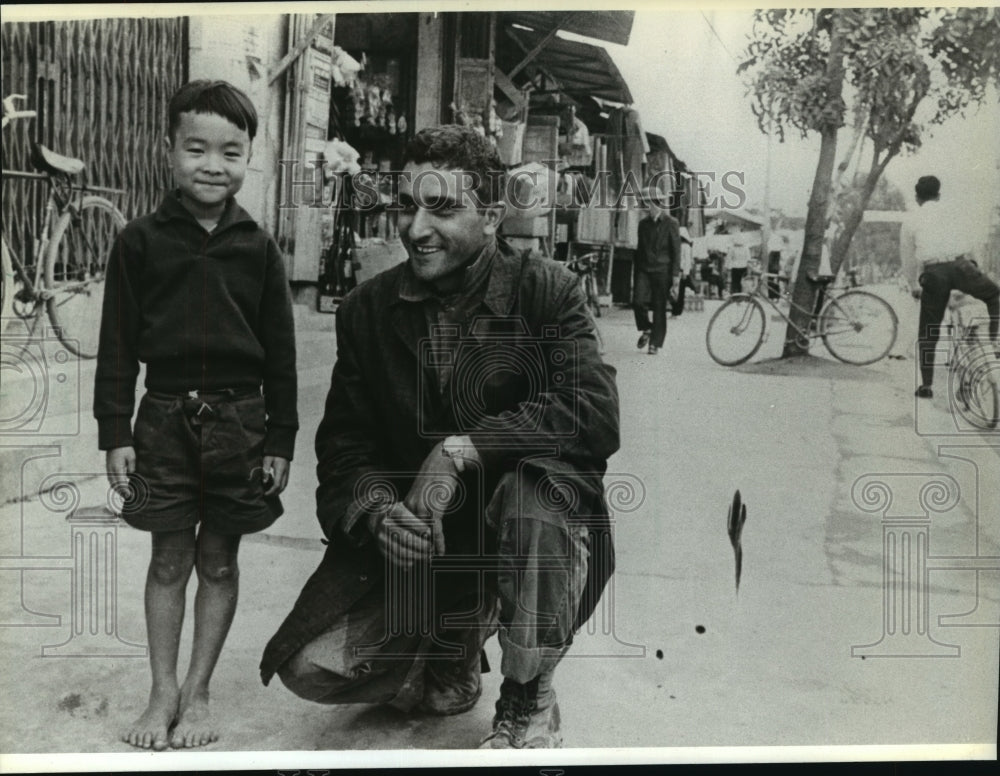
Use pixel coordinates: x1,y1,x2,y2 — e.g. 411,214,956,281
820,290,897,365
950,342,1000,430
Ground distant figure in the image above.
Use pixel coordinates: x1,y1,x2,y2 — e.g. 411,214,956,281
634,190,681,354
899,175,999,398
728,234,751,296
766,233,784,299
701,249,726,299
670,226,698,316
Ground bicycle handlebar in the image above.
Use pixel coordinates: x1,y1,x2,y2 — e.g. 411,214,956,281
2,94,36,128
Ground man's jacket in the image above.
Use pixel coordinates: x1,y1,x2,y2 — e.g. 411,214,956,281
635,214,681,275
260,243,620,685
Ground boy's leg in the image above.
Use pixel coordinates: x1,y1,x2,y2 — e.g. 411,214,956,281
122,528,197,750
171,526,241,748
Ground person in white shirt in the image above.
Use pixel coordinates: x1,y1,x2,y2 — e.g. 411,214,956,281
899,175,999,398
728,234,751,296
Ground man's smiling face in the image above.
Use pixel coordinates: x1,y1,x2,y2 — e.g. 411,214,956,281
398,162,503,286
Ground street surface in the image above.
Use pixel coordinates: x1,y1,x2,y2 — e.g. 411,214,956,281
1,286,997,764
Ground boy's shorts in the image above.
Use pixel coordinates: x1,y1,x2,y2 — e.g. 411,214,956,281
122,389,283,535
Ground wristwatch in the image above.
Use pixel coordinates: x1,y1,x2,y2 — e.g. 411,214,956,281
441,439,464,473
441,436,469,473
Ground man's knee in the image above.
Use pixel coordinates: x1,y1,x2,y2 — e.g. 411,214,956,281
276,648,360,704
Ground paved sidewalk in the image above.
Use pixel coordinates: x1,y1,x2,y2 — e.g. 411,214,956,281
1,295,997,763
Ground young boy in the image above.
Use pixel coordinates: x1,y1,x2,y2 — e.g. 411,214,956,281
94,80,298,750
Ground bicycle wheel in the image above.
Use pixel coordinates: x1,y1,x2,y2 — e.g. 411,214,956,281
952,338,1000,430
706,295,766,366
819,290,898,365
45,196,125,358
1,237,13,325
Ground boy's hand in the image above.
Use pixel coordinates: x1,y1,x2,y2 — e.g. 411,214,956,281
106,446,135,493
262,455,289,496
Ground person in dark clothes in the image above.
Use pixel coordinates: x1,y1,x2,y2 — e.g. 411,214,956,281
261,125,620,749
633,190,681,354
899,175,999,398
95,80,298,750
670,226,698,316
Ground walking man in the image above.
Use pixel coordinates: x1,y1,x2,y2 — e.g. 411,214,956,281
900,175,999,398
260,125,620,749
634,189,681,354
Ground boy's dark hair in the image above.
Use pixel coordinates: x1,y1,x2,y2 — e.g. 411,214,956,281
403,124,505,205
168,80,258,142
915,175,940,201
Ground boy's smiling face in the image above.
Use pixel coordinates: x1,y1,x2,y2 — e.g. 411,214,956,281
166,111,251,221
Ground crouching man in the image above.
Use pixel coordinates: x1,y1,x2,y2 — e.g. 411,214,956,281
260,125,620,748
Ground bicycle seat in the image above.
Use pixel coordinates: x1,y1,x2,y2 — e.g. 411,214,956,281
806,273,836,286
31,144,85,176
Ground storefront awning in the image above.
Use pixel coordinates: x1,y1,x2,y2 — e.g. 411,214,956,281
498,26,633,105
499,11,635,47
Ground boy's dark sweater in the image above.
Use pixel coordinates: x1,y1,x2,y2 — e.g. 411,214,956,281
94,191,298,459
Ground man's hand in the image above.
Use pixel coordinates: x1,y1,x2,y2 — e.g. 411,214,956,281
262,455,290,496
106,447,135,490
402,440,466,556
367,501,435,568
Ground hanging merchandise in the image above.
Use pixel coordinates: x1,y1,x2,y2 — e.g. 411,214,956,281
323,138,361,176
497,120,525,165
330,46,362,87
560,117,592,168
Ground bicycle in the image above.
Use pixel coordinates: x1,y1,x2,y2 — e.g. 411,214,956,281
566,250,605,353
943,291,999,430
705,270,898,367
1,94,126,358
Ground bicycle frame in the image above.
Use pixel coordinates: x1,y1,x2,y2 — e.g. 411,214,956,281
1,170,61,310
734,282,819,349
1,169,124,311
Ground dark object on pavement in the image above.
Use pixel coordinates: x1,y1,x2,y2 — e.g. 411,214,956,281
727,489,747,592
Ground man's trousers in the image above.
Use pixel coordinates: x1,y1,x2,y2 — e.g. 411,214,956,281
277,468,590,712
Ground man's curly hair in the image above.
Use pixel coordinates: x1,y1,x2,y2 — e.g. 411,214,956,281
403,124,505,205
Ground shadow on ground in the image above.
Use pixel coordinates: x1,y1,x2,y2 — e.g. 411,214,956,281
734,354,888,382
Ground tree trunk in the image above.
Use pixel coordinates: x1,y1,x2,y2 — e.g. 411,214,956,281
782,12,848,357
828,167,882,278
829,146,904,277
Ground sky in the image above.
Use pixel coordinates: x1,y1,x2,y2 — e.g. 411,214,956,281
597,5,1000,236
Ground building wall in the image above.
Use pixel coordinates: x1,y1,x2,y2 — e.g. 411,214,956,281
187,15,286,235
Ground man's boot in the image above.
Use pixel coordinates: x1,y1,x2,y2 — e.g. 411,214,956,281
419,641,485,716
478,673,561,749
419,601,499,716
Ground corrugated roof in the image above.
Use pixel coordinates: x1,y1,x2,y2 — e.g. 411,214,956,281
499,10,635,46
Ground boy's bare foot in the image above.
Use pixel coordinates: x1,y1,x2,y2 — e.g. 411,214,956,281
170,689,218,748
122,686,179,750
